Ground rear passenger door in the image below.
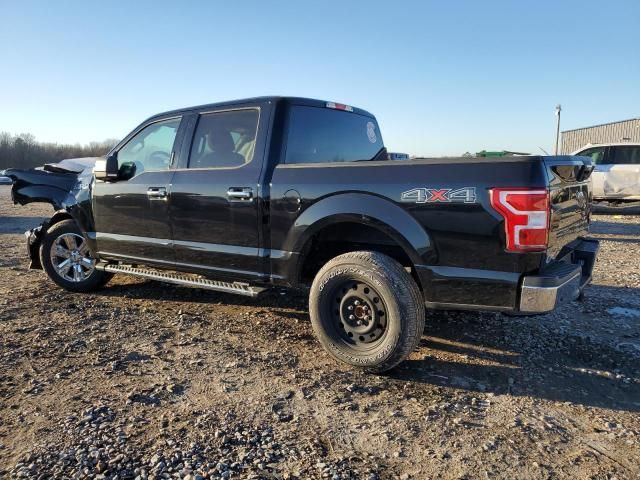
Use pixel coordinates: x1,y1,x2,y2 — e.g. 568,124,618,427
604,145,640,198
169,104,271,281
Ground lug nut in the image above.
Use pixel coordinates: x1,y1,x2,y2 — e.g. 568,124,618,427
356,320,362,326
365,315,371,321
347,305,354,311
349,315,355,320
354,300,360,305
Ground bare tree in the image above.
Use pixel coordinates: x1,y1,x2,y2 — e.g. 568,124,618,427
0,133,119,170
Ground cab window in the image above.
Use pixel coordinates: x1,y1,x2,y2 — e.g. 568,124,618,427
188,109,259,169
117,118,181,177
285,106,384,164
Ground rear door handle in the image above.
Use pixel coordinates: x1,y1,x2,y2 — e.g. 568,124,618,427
147,187,168,200
227,187,253,200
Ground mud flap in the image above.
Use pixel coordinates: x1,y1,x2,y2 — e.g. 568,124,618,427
25,225,44,270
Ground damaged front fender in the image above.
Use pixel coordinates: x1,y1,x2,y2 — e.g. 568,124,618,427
1,159,99,269
2,167,79,210
24,211,76,270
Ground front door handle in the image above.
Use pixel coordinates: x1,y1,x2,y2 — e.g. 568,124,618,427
147,187,168,200
227,187,253,200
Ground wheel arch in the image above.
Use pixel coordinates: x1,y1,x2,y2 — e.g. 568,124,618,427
48,210,75,226
27,209,91,270
283,193,435,287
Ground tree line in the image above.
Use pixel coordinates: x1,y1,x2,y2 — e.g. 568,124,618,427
0,132,119,170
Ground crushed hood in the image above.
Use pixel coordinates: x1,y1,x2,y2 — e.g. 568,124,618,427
42,157,99,174
1,156,99,209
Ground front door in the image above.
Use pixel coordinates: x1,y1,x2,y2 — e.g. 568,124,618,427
92,116,183,264
169,106,267,281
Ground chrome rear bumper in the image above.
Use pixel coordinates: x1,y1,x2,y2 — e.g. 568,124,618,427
518,238,599,314
520,268,581,313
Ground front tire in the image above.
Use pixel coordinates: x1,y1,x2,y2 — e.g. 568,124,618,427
40,219,112,292
309,251,425,372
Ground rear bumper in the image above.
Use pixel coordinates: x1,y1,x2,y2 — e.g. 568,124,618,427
518,238,599,313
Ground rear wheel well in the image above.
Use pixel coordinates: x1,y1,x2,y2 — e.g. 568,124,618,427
298,222,421,288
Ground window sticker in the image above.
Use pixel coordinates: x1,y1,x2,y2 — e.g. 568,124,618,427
366,121,377,144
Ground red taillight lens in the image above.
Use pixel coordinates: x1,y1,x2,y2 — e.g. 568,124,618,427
490,188,550,252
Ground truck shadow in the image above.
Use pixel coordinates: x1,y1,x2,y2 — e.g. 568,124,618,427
390,298,640,412
590,236,639,244
592,204,640,215
0,216,45,234
98,280,640,412
99,279,310,313
589,219,640,237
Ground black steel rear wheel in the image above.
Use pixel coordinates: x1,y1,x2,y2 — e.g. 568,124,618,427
309,251,425,372
329,280,388,348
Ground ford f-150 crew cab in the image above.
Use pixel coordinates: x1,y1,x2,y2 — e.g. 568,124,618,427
2,96,599,371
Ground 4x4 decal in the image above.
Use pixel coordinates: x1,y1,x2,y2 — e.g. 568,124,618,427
401,187,477,204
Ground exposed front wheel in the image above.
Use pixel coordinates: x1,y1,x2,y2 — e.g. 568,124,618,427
309,251,425,372
40,219,112,292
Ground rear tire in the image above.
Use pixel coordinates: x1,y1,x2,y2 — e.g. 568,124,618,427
40,219,112,292
309,251,425,372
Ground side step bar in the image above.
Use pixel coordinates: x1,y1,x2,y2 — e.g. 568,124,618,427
98,264,267,297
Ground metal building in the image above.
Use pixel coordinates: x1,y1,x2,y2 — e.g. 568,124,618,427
561,118,640,154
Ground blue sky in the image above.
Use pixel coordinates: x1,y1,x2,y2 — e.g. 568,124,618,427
1,0,638,156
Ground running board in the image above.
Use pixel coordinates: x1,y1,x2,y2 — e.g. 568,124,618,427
99,264,266,297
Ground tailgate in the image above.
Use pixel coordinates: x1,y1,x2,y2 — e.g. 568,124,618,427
545,156,593,259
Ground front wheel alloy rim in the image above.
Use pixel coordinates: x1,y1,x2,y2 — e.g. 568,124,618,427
331,281,388,347
50,233,95,282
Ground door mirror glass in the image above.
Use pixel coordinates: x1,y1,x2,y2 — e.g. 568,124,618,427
94,153,119,181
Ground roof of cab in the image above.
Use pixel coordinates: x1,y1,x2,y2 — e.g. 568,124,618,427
145,96,375,122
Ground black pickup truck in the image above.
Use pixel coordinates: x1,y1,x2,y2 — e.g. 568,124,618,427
2,96,599,371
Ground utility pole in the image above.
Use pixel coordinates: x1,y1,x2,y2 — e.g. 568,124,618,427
554,104,562,154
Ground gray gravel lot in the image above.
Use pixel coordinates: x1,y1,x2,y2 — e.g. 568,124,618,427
0,185,639,479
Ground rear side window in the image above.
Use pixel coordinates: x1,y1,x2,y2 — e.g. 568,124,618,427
285,106,384,164
609,146,640,165
577,147,606,164
188,109,259,169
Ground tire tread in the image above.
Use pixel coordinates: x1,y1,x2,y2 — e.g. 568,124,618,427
309,250,425,372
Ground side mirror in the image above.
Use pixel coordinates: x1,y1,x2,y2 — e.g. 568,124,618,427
94,153,119,181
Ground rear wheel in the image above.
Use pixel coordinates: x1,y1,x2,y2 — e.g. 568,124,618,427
309,251,425,372
40,219,112,292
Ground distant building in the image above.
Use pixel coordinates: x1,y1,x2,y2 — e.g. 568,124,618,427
561,118,640,154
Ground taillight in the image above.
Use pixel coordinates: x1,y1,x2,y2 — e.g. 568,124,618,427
490,188,550,252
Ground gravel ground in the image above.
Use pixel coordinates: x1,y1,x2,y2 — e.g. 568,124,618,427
0,185,639,479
